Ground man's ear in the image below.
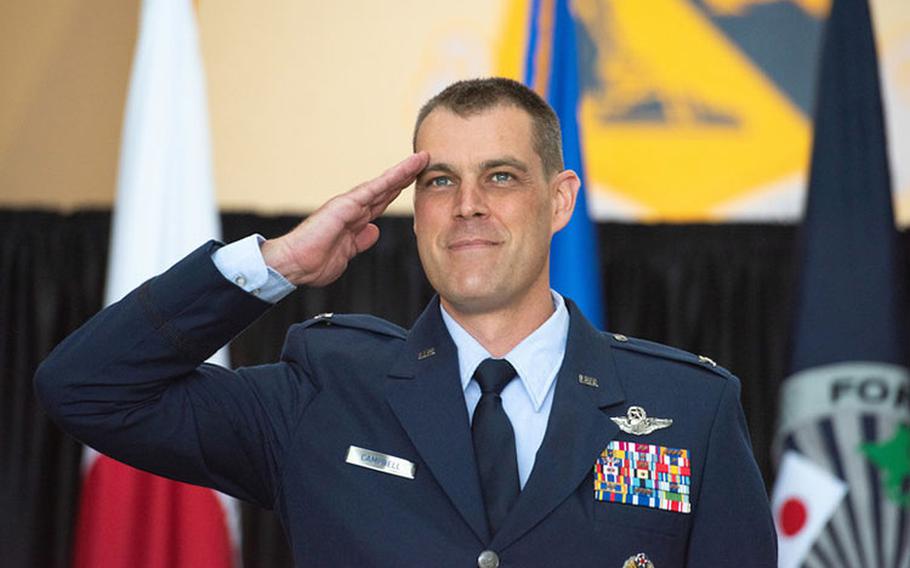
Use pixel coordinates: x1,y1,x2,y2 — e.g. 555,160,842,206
550,169,581,234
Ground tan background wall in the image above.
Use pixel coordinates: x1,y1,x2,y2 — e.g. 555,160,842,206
0,0,508,214
3,1,908,221
0,1,139,210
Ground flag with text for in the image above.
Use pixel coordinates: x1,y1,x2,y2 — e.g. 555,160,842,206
772,1,910,567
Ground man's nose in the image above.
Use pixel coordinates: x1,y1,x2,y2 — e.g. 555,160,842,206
454,181,488,219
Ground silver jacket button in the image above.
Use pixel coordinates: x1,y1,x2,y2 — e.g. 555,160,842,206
477,549,500,568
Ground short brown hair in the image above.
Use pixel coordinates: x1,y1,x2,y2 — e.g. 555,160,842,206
413,77,564,176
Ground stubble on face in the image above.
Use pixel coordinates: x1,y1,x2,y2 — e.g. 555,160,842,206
412,105,557,320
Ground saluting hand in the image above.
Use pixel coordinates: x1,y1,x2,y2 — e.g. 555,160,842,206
260,152,429,287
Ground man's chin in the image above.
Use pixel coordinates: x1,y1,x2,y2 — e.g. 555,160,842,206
438,287,507,316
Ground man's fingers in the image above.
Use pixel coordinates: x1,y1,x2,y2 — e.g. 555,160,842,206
354,152,429,203
353,223,381,253
377,151,429,189
368,186,407,218
275,155,426,286
310,152,427,248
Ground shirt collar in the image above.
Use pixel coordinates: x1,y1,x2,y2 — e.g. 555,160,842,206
439,292,570,411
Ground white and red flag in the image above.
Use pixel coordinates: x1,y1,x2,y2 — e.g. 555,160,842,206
73,0,239,566
771,450,847,568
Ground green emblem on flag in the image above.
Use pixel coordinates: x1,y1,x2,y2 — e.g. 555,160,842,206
861,423,910,507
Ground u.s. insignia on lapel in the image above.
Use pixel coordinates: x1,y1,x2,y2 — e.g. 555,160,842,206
417,347,436,360
611,405,672,436
594,441,692,513
623,553,655,568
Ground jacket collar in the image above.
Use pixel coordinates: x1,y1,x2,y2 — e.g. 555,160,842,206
386,296,626,547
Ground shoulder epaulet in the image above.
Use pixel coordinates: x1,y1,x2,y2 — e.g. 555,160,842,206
606,332,733,380
298,312,407,339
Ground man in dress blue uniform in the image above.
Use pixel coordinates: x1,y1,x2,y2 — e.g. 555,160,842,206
36,78,777,567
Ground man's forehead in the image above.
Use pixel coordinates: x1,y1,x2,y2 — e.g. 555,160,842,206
416,104,533,139
415,104,539,166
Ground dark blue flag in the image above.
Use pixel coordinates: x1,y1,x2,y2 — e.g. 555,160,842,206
772,1,910,566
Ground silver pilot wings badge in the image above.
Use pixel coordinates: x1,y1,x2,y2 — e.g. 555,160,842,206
611,405,673,436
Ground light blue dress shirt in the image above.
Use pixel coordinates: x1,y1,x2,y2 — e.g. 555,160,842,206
439,296,568,488
212,234,296,302
212,235,570,488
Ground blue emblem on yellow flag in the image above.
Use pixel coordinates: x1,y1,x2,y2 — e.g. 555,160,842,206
500,0,835,221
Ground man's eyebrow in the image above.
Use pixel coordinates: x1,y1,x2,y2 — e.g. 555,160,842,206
420,162,458,176
480,158,529,173
419,158,530,178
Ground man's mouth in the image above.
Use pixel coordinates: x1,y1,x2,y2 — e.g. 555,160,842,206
447,238,500,251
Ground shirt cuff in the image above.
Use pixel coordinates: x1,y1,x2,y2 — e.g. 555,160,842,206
211,234,296,303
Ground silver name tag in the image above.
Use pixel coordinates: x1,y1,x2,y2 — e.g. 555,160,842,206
345,446,416,479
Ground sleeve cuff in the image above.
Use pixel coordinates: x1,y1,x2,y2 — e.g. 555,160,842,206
211,234,296,303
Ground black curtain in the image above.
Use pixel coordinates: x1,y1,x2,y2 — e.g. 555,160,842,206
2,209,803,567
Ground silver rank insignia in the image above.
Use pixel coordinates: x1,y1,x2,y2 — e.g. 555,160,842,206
623,553,655,568
611,406,673,436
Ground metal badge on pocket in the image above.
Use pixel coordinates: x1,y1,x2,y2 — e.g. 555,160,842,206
623,553,655,568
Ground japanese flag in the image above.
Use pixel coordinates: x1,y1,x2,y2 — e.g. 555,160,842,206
73,0,240,566
771,450,847,568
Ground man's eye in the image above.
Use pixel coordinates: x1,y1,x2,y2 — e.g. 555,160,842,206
491,172,514,183
429,176,453,187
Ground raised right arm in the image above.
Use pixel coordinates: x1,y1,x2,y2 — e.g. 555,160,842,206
34,152,429,508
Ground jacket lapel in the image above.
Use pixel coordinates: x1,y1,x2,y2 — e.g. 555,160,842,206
491,301,626,550
385,297,490,543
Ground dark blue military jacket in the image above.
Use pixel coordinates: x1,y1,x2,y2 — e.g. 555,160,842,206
36,242,777,567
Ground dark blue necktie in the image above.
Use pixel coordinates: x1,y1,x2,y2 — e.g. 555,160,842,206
471,358,520,536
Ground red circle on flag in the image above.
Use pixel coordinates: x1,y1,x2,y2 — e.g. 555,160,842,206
779,497,808,536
